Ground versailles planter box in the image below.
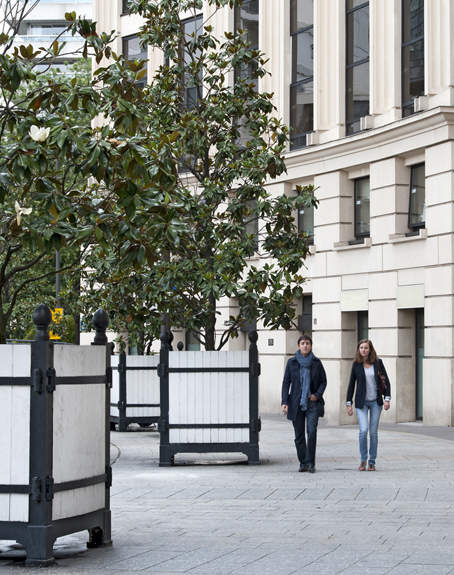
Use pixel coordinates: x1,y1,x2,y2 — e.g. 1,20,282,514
158,330,261,466
0,305,112,566
110,351,160,431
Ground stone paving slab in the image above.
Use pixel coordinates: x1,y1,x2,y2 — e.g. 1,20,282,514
1,415,454,574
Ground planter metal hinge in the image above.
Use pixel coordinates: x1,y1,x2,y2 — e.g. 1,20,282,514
106,366,113,388
118,362,126,374
45,476,54,501
32,477,42,502
105,465,112,488
117,401,125,410
32,369,43,394
157,418,168,433
47,367,56,393
250,363,261,377
157,363,167,377
250,418,262,433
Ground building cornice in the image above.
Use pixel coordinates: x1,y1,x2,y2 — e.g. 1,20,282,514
283,107,454,178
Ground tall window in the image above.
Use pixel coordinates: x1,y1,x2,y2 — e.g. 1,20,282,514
123,35,148,89
346,1,369,134
234,0,259,85
234,1,259,146
354,177,370,239
243,199,259,254
298,201,314,244
181,14,203,110
402,0,424,117
408,163,425,230
290,0,314,149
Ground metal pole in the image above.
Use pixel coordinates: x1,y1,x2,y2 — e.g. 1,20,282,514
55,251,60,306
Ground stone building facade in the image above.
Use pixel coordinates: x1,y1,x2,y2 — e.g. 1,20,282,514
93,0,454,426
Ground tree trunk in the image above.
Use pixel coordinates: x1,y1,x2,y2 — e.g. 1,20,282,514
0,312,7,344
204,292,217,351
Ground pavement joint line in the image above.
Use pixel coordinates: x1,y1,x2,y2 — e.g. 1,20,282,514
2,416,454,573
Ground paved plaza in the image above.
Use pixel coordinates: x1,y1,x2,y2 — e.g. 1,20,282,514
1,414,454,574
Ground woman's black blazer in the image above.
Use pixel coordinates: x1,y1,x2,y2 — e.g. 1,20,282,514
346,359,391,409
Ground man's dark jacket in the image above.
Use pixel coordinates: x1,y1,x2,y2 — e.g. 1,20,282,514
281,355,327,421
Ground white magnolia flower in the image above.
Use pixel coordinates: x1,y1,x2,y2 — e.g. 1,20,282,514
15,201,32,226
29,125,50,142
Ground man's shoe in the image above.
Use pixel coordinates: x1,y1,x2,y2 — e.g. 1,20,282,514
307,465,316,473
298,464,307,472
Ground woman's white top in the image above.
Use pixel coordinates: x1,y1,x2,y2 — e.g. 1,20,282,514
364,365,377,401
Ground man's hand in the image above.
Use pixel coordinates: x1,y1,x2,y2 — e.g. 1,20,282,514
309,395,317,401
282,404,288,414
384,400,390,411
347,406,353,416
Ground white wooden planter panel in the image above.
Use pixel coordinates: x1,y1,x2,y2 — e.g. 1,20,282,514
125,355,160,418
52,346,106,520
53,485,105,521
168,351,249,444
110,356,120,417
54,345,107,377
0,345,31,521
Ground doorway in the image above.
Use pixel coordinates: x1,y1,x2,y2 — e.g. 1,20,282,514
415,309,424,420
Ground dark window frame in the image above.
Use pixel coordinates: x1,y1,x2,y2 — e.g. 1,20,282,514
180,13,203,110
290,0,314,150
298,294,313,333
297,197,314,245
401,0,424,117
234,0,259,49
408,163,425,231
354,176,370,240
234,0,259,86
345,0,369,135
122,34,148,89
357,310,368,341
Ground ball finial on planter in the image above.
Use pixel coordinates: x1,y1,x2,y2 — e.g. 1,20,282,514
33,303,52,341
92,309,110,345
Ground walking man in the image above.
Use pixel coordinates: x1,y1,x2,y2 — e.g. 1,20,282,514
281,335,327,473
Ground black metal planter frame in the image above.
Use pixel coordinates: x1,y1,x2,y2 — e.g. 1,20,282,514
0,305,112,566
158,330,261,466
110,351,160,431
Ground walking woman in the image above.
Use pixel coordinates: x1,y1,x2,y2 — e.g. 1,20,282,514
346,339,391,471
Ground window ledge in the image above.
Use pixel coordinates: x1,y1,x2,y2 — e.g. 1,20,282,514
333,237,372,251
389,229,427,243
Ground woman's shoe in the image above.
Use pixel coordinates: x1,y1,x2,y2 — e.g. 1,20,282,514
359,461,366,471
368,464,375,471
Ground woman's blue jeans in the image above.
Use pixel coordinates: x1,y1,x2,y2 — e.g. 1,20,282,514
292,400,319,466
356,400,383,465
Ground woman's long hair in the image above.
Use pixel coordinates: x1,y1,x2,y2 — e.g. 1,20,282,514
354,339,377,364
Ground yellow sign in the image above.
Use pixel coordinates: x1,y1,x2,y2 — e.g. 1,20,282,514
50,308,63,340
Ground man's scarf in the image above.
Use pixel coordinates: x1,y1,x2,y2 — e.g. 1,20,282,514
295,350,314,411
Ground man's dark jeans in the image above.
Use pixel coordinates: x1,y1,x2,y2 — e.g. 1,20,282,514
292,400,319,466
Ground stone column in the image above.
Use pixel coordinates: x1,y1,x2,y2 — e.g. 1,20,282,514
369,0,401,126
260,0,289,125
314,0,345,141
426,0,454,106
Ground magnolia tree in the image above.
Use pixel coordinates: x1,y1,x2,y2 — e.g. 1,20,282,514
0,0,184,343
73,0,318,351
